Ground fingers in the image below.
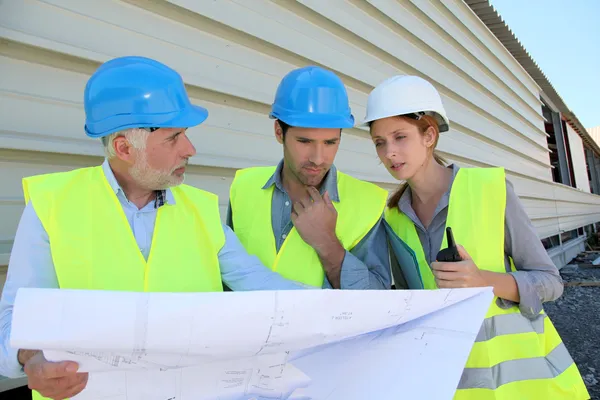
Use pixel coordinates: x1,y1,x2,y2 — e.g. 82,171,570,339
41,360,79,379
27,359,78,380
35,373,87,398
434,271,467,288
431,261,465,272
53,372,87,388
435,278,462,289
57,373,89,399
456,245,471,260
25,355,86,398
432,263,467,288
323,191,335,208
306,186,322,203
432,270,463,281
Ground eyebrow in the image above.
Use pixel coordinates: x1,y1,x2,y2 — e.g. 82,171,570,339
372,129,408,140
165,129,185,139
297,136,340,142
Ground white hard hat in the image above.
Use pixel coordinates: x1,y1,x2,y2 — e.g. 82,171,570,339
360,75,450,132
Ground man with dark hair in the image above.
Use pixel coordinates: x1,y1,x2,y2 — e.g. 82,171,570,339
227,66,391,290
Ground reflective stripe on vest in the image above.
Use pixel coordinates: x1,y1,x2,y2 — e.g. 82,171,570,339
24,166,226,400
229,166,387,287
385,167,589,400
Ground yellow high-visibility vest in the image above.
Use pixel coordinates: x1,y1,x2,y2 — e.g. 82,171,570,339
385,167,589,399
229,166,387,287
23,166,225,400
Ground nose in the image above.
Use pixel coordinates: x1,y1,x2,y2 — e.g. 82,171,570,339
180,132,197,158
308,143,325,166
384,142,397,161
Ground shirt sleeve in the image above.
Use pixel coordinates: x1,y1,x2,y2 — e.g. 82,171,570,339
322,217,392,290
218,224,311,291
498,179,564,318
0,203,59,378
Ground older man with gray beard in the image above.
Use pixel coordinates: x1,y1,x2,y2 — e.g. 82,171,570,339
0,56,306,400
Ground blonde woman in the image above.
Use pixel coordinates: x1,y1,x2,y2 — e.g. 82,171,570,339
362,75,588,400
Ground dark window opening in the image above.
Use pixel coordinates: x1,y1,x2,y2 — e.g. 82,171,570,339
560,229,579,244
541,102,575,187
585,224,594,236
585,147,600,195
543,106,562,184
541,234,560,250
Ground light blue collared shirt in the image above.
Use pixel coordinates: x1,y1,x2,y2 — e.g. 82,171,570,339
226,160,391,290
0,160,306,378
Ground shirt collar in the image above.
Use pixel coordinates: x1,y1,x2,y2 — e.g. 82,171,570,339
101,158,175,207
397,163,459,214
262,159,341,202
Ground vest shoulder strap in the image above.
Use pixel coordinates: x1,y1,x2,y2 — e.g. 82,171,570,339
23,167,98,201
174,184,226,251
336,170,387,211
230,166,277,198
23,167,101,227
335,171,387,247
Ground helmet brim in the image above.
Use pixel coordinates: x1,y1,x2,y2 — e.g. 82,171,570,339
269,111,355,129
357,111,449,133
85,104,209,138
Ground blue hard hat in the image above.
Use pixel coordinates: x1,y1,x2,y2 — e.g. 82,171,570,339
269,66,354,129
84,56,208,138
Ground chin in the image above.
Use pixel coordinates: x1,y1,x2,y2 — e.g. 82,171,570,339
299,175,324,187
310,179,327,187
161,175,184,189
172,176,185,186
389,166,413,181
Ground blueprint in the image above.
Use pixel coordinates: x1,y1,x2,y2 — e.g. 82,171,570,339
10,287,494,400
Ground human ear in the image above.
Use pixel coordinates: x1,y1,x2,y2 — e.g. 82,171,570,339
113,136,136,163
423,126,437,148
274,121,284,145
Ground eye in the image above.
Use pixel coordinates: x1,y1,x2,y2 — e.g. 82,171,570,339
325,140,338,146
395,135,406,141
169,132,182,141
297,138,310,144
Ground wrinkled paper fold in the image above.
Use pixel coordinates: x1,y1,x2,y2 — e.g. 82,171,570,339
11,287,493,400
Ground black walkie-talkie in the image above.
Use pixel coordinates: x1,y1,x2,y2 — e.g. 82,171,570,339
436,227,462,262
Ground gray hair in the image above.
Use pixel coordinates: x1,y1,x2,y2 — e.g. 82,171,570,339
101,128,150,158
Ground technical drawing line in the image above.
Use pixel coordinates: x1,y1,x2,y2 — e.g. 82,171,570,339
133,293,149,357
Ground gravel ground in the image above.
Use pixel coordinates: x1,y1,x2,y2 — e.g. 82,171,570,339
544,262,600,400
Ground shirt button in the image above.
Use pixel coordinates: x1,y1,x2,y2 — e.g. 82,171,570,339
285,201,290,206
282,233,287,239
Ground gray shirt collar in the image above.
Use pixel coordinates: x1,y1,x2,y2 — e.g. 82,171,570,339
262,159,341,202
398,163,459,226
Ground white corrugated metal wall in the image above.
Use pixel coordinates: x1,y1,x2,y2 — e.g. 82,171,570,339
589,126,600,147
1,0,600,271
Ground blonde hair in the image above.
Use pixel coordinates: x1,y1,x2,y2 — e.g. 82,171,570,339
101,128,150,158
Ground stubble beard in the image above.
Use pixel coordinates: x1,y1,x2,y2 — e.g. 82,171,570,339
130,151,185,190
